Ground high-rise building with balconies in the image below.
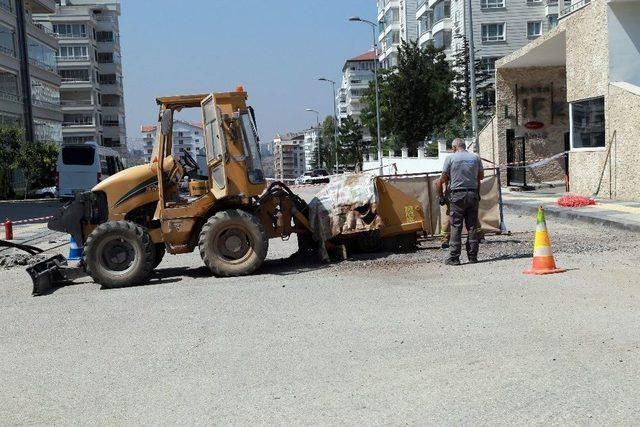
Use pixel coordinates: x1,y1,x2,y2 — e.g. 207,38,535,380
337,50,377,142
377,0,419,68
140,120,203,164
0,0,62,145
273,132,305,180
34,0,126,154
415,0,563,105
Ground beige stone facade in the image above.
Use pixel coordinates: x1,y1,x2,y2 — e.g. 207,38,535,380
488,0,640,201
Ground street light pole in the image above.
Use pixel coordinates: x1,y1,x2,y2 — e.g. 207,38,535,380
349,17,383,175
318,78,340,173
304,108,321,168
466,0,480,154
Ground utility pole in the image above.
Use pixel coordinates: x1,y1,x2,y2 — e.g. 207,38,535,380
466,0,480,155
15,0,34,143
349,17,383,175
318,78,340,173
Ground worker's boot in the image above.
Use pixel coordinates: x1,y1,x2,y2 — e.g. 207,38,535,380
444,257,460,266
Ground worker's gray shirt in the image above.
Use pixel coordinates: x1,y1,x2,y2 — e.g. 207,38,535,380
442,150,483,190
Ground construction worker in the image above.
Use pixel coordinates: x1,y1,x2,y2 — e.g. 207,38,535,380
437,138,484,265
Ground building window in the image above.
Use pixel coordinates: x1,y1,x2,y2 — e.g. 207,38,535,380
548,15,559,29
59,68,90,83
481,23,506,42
0,70,19,101
527,21,542,38
0,0,12,13
58,45,89,60
570,97,605,150
433,29,452,49
480,57,499,76
96,31,114,42
481,0,505,9
0,23,15,57
53,24,86,38
527,0,543,3
432,0,451,23
31,78,60,108
28,37,57,71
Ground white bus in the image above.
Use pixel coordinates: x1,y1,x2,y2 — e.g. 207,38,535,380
57,142,124,200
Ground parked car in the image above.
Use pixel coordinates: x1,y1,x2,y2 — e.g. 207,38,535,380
34,186,58,199
294,169,330,185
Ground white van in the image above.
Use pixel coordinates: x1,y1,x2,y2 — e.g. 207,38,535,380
57,142,124,200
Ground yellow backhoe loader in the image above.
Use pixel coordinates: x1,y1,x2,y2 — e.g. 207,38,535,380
28,88,426,295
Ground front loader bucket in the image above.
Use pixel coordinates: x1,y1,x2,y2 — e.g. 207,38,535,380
27,255,86,296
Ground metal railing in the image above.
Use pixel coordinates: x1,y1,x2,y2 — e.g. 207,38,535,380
61,77,92,83
0,45,15,57
57,55,90,62
560,0,591,18
32,98,60,109
0,91,20,102
62,121,94,127
61,100,93,106
54,33,87,39
32,22,57,37
28,57,56,72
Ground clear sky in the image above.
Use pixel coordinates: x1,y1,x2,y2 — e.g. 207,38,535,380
120,0,378,148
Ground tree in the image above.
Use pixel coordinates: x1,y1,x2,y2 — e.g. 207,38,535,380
338,116,365,171
16,141,58,196
451,34,495,130
360,41,460,155
310,116,337,172
0,126,23,199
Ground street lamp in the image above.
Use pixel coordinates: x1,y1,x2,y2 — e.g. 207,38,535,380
318,77,340,173
349,16,383,175
304,108,321,168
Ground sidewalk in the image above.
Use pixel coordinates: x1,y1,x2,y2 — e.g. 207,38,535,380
502,187,640,233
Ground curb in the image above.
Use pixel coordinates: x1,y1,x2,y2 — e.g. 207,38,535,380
0,199,60,205
503,199,640,233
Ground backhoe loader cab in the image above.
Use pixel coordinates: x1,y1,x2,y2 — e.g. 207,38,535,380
46,88,313,290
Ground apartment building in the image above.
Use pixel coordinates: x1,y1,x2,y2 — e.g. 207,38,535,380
416,0,561,68
303,127,321,172
141,120,203,163
337,50,377,142
34,0,126,153
377,0,419,68
0,0,62,144
273,132,305,180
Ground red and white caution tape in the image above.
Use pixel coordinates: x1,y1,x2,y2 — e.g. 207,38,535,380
11,216,53,225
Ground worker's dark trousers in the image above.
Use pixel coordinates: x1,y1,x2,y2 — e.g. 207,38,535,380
449,190,480,260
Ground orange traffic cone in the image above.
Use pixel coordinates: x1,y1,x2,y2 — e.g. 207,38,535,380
524,206,566,275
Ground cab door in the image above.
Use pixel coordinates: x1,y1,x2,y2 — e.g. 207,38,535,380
201,94,229,199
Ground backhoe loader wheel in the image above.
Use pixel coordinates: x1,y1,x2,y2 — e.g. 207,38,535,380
198,209,268,277
84,220,155,288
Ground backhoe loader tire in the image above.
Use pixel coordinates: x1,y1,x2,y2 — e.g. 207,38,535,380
199,209,268,277
153,243,166,269
84,220,155,288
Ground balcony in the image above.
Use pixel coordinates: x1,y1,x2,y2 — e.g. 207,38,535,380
0,91,21,102
61,100,95,111
560,0,591,19
57,55,91,63
28,57,56,73
0,45,15,58
26,0,56,14
416,0,429,19
32,98,60,110
62,121,95,128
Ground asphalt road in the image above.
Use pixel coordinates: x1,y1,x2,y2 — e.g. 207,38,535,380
1,207,640,424
0,199,62,223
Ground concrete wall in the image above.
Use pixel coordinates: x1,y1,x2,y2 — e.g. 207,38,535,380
608,2,640,88
570,83,640,200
